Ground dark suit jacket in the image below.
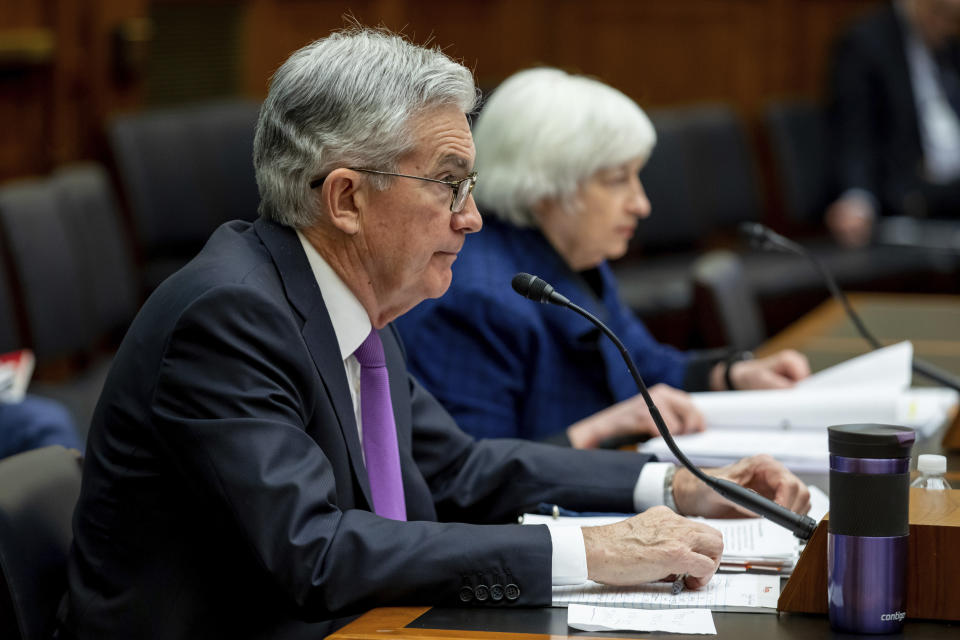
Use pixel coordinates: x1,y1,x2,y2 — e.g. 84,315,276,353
829,1,960,218
64,218,650,639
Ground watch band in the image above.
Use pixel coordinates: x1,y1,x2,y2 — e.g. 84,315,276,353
723,350,754,391
663,464,678,512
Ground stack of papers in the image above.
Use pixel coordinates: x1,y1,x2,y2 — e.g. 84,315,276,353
553,573,780,613
639,342,958,472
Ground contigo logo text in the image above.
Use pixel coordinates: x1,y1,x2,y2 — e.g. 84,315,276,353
880,611,906,622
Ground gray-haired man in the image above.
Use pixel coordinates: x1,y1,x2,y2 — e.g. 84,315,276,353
63,28,808,639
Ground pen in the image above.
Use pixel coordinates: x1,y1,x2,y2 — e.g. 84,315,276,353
672,573,687,595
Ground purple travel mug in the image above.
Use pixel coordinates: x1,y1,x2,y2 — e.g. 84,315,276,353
827,424,915,634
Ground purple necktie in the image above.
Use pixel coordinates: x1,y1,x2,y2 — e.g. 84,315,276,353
354,329,407,520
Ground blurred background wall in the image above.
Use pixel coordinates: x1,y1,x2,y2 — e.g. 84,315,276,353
1,0,880,184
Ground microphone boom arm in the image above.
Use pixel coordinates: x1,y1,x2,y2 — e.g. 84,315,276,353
561,299,818,540
745,224,960,393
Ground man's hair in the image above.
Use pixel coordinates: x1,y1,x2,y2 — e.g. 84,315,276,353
472,67,656,227
253,27,478,227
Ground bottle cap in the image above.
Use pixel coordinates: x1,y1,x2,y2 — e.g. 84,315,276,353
917,454,947,475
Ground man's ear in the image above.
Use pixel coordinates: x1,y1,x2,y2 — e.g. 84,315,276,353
321,168,363,235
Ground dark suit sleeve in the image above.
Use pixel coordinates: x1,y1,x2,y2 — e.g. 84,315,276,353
149,284,559,618
406,374,654,524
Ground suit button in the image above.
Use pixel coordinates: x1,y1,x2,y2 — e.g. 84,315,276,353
490,584,504,601
474,585,489,602
459,586,474,602
505,583,520,601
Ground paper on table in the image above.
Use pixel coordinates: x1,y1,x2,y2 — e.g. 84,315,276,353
795,341,912,391
553,573,780,613
567,604,716,634
639,429,831,472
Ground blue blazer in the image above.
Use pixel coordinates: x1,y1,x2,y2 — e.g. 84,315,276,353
65,218,650,639
396,217,693,443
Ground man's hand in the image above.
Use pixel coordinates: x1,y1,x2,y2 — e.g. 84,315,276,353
581,506,723,590
713,349,811,391
826,195,875,248
567,384,705,448
672,454,811,518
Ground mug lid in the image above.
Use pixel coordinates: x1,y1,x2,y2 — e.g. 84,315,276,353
828,424,916,458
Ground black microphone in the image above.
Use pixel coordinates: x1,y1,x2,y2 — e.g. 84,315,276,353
511,272,818,540
740,223,960,394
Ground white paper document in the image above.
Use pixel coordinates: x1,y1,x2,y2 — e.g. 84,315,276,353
567,604,716,634
639,429,830,473
796,340,913,391
553,573,780,613
635,342,959,471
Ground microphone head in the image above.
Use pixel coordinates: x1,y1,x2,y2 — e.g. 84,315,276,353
511,272,553,303
739,222,768,247
739,222,767,240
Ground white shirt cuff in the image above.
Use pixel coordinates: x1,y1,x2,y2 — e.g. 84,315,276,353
633,461,674,512
546,524,588,585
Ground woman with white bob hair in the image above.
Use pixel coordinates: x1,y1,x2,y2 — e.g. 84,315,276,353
396,67,809,448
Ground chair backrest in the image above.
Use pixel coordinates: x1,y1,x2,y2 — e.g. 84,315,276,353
0,445,82,640
108,100,261,287
632,110,706,253
765,100,831,225
0,179,92,365
0,247,22,355
681,105,762,231
52,164,139,343
691,250,766,350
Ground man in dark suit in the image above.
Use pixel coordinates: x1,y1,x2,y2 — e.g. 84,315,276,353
827,0,960,246
64,27,810,639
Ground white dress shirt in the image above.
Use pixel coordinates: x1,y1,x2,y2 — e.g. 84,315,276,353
295,231,670,585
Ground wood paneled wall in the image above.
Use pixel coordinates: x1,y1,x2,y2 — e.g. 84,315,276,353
243,0,879,114
0,0,146,181
1,0,881,182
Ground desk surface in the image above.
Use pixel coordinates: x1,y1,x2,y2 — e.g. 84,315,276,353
330,294,960,640
331,605,958,639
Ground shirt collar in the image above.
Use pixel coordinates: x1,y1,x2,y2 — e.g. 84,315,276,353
296,230,371,361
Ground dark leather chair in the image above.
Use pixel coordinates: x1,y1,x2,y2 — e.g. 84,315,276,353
764,100,832,227
0,445,82,640
692,250,766,350
51,164,139,345
682,105,762,233
0,178,93,365
0,245,21,355
0,166,135,442
108,100,261,293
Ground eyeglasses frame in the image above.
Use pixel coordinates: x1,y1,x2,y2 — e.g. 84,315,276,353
309,168,478,213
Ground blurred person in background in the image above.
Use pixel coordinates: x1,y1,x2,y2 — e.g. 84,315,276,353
826,0,960,247
396,68,810,449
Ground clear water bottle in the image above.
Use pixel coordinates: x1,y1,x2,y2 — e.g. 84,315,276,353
910,454,952,490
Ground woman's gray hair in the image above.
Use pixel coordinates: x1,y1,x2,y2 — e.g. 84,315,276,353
253,27,478,227
472,67,656,227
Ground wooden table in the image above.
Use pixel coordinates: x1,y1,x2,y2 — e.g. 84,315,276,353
330,294,960,640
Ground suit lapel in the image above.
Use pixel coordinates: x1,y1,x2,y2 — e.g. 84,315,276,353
254,217,374,509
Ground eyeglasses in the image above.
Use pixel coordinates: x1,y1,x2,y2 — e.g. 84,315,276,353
310,168,478,213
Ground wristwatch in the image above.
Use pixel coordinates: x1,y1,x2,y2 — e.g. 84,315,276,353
663,464,678,512
723,350,754,391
